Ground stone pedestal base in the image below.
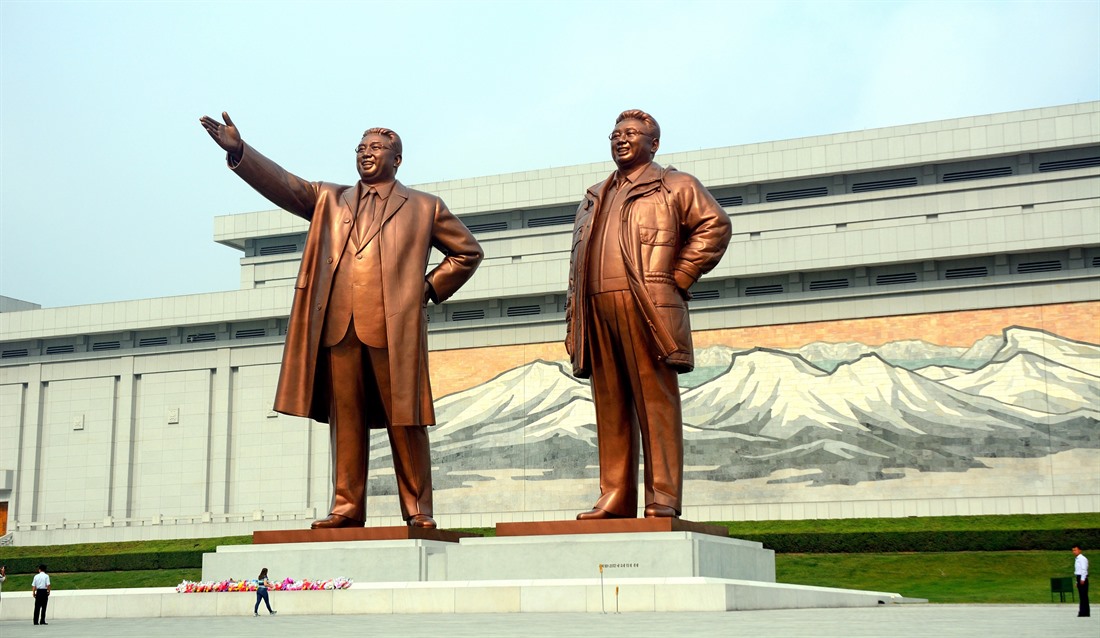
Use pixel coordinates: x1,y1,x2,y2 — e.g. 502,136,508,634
193,529,921,614
451,532,773,581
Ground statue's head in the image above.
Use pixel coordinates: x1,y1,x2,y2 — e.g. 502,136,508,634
610,109,660,172
356,127,403,184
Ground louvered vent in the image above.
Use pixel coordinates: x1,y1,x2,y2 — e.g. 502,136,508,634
506,305,542,317
1016,260,1062,274
944,266,988,279
1038,157,1100,172
765,187,828,202
744,284,784,296
692,290,720,300
527,214,575,228
234,328,267,339
92,341,121,351
875,272,918,285
259,244,297,256
851,177,918,193
451,309,485,321
138,337,169,347
466,221,509,234
941,167,1012,183
1092,256,1100,268
715,195,743,207
186,333,216,343
45,345,75,355
1,349,28,359
808,278,850,291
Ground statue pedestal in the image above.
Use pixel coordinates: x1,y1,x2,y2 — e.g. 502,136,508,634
199,525,918,613
451,530,774,582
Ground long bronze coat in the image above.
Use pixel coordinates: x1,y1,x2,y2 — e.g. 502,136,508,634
230,144,483,427
565,162,731,377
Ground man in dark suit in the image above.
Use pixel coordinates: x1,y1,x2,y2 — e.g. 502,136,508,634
201,112,482,529
565,109,731,520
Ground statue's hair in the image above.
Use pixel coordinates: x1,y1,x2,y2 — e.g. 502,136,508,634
615,109,660,140
362,127,403,156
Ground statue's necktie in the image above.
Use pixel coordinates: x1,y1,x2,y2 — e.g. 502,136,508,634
356,188,377,245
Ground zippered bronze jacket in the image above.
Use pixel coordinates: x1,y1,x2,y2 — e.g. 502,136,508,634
565,162,731,378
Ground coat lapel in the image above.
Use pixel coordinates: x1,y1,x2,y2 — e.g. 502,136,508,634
334,184,359,254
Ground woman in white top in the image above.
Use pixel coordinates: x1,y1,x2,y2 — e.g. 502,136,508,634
254,567,276,616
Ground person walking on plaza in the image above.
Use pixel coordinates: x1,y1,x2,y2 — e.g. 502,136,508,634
1073,544,1090,617
32,563,51,625
254,567,276,616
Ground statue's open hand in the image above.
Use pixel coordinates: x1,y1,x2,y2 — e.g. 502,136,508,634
200,111,244,156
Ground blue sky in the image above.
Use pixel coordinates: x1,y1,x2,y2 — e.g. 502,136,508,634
2,0,1098,308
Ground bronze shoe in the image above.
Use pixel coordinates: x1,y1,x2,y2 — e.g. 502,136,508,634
310,514,365,529
643,504,679,518
407,514,437,529
576,507,627,521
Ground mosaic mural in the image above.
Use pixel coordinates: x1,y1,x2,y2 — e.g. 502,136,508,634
365,324,1100,499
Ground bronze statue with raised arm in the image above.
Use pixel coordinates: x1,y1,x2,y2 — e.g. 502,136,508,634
566,110,732,520
200,112,483,529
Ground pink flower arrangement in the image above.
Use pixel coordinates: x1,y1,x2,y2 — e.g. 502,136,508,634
176,577,352,593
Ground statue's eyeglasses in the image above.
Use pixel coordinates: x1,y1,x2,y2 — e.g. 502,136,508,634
355,143,391,154
609,129,651,142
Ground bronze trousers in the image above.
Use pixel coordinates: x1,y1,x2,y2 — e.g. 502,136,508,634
327,325,433,522
587,291,683,517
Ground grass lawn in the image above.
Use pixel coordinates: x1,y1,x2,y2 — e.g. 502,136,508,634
0,535,250,559
777,551,1077,604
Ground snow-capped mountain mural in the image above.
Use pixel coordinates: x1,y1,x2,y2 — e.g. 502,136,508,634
368,327,1100,494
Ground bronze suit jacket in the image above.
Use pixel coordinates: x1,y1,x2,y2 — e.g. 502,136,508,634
230,144,483,426
565,162,731,377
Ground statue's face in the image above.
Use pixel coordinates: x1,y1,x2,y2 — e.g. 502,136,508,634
356,133,401,184
609,118,658,173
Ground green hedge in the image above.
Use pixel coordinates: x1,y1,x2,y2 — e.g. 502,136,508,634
1,550,205,575
734,528,1100,553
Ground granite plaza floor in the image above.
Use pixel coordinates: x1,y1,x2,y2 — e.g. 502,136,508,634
0,605,1094,638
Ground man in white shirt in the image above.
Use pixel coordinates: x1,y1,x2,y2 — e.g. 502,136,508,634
1073,544,1090,617
31,563,50,625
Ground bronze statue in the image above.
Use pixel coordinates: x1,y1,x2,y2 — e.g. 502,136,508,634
200,112,483,529
566,110,731,520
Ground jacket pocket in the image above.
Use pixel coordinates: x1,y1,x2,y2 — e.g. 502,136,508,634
645,281,690,356
639,226,676,246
